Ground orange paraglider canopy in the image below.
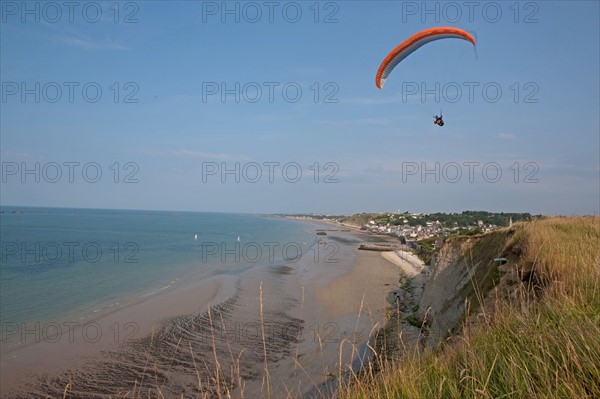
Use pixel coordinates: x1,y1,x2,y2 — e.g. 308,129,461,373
376,27,475,89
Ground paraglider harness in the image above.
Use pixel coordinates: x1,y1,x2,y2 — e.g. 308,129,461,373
433,113,444,126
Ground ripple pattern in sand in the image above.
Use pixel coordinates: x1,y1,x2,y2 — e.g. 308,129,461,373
11,278,304,399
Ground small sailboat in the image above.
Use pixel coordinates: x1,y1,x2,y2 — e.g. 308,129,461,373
194,234,198,240
237,236,240,242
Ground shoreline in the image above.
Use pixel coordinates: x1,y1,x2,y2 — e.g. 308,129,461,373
0,272,239,395
1,220,411,398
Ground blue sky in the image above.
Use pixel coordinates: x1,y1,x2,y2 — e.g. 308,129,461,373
1,1,599,214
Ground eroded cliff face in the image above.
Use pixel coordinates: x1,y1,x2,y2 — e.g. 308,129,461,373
416,228,517,347
418,239,473,345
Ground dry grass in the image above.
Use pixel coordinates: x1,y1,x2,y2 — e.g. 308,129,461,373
339,217,600,399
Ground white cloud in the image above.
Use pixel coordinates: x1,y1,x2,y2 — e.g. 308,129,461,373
291,66,326,76
0,151,34,160
57,34,127,50
344,96,404,105
496,132,516,140
141,148,253,162
355,118,393,125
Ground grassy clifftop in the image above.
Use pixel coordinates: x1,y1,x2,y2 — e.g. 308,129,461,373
342,217,600,399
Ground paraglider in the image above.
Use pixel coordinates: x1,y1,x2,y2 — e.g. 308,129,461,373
375,27,475,127
375,27,476,90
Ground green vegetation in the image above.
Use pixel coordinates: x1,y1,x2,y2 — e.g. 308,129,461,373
337,213,382,226
405,314,426,330
340,217,600,399
339,211,536,229
415,236,438,265
425,211,535,228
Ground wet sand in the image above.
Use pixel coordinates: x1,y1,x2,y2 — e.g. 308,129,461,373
1,221,404,398
0,274,238,396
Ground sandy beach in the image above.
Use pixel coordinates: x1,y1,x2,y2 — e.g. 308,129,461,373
1,221,410,398
381,250,425,277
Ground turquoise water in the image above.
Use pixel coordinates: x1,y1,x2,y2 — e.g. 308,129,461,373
0,207,316,326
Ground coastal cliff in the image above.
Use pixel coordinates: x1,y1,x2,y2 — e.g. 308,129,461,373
348,217,600,398
417,227,515,347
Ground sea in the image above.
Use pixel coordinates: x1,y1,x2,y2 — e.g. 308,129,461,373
0,207,317,330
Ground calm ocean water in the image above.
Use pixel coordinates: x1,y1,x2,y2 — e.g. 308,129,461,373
0,207,316,326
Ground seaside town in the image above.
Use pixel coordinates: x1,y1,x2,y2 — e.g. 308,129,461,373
283,211,535,244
